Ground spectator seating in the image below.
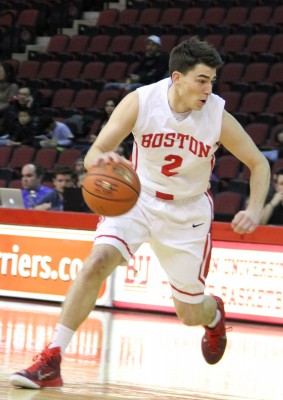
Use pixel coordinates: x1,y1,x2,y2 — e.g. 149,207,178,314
214,191,244,222
1,1,283,215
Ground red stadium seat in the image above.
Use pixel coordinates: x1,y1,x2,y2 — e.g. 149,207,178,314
56,149,82,169
214,191,244,222
214,155,241,180
30,34,70,61
0,147,13,168
8,146,36,170
34,148,58,171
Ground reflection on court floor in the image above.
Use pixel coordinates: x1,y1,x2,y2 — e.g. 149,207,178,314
1,300,282,400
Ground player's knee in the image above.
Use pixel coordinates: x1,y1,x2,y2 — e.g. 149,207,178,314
81,246,122,282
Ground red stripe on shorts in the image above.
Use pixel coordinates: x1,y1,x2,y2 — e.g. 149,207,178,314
95,234,134,259
169,283,204,298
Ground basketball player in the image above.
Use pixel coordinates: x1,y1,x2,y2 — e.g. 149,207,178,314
10,37,270,389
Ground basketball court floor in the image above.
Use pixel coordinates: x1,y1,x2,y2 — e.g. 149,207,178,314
0,299,282,400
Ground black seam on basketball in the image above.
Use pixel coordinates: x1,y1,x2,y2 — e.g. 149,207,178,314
82,186,137,202
84,173,140,196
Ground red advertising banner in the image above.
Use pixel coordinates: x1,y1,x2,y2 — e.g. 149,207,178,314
0,211,282,325
0,225,112,305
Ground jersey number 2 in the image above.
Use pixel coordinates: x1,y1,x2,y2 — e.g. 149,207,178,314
161,155,183,177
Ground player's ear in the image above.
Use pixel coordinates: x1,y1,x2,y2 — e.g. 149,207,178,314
171,71,182,84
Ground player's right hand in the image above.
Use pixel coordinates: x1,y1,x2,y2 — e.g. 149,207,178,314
231,210,259,234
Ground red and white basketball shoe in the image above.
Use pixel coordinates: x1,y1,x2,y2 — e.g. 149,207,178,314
10,346,63,389
202,295,227,365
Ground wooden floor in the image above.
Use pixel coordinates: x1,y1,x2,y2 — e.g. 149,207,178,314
1,300,282,400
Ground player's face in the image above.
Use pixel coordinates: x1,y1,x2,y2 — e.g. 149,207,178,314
176,64,217,111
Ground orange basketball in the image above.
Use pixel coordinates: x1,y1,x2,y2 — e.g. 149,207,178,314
82,161,140,216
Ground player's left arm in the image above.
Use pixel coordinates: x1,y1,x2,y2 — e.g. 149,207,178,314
219,110,270,234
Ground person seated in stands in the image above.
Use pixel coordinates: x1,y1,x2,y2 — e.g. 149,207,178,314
104,35,169,92
21,163,52,209
260,168,283,225
8,86,41,114
35,166,76,211
0,110,39,147
9,86,38,112
88,98,118,144
36,115,74,149
260,127,283,163
0,86,42,138
100,98,117,131
75,156,87,188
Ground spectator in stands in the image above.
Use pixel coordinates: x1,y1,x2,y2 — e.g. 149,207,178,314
87,98,133,158
75,156,87,188
36,115,74,149
0,63,18,117
0,110,39,147
75,156,86,175
8,86,39,113
260,127,283,162
260,168,283,225
100,98,117,130
271,127,283,160
89,98,118,143
21,163,52,209
0,87,42,137
35,166,76,211
104,35,169,92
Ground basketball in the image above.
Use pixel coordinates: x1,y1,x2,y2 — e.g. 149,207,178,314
81,161,141,216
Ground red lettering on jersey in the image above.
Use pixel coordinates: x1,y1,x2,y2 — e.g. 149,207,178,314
177,133,189,148
164,133,175,147
141,132,211,158
141,133,153,147
189,137,198,155
198,142,211,157
152,133,163,147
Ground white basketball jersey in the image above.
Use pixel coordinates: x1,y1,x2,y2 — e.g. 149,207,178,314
132,78,225,200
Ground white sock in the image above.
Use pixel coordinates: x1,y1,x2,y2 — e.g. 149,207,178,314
208,310,221,328
48,323,75,355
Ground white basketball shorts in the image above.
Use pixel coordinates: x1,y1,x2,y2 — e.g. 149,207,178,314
95,190,214,304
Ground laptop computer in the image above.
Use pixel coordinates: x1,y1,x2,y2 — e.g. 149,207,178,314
0,188,25,209
63,187,90,213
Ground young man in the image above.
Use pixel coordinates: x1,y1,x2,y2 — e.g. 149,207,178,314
10,37,270,389
37,115,74,149
34,166,76,211
104,35,169,92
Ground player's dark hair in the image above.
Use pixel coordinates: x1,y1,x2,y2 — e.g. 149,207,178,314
169,36,223,76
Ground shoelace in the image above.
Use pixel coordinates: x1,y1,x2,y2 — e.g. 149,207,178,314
28,349,55,373
205,325,232,352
